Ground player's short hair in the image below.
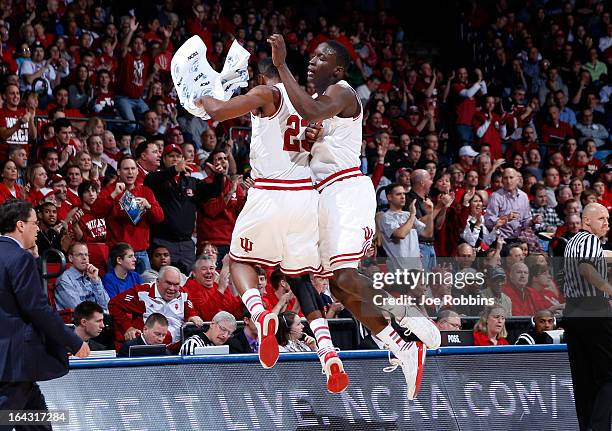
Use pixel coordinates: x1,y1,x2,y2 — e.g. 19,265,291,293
257,58,279,79
145,313,168,328
322,40,351,71
73,301,104,326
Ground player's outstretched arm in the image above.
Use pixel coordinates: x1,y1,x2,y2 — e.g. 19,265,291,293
195,85,274,122
268,34,352,123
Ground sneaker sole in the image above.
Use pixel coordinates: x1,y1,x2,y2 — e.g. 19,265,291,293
408,342,426,400
325,358,350,394
327,359,349,394
258,313,279,369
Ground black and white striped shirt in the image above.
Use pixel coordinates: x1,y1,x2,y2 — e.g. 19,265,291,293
179,334,215,355
563,230,608,298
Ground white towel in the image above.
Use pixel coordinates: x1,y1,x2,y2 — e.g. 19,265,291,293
171,36,250,120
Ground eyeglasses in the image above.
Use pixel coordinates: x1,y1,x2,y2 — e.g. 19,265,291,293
22,219,38,225
445,321,462,329
215,322,235,337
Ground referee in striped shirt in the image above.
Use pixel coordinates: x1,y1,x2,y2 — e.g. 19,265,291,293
563,203,611,431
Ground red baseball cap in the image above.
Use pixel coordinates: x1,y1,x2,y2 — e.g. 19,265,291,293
162,144,183,157
47,174,65,187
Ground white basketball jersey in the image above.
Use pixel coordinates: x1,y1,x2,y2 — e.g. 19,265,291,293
310,80,363,184
249,83,311,180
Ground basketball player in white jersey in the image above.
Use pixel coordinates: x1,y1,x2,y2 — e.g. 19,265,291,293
269,35,441,399
196,59,349,393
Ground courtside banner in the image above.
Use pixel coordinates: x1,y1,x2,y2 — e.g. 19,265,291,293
40,346,577,430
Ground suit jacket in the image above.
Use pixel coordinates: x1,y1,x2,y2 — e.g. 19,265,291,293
228,329,256,354
0,236,83,382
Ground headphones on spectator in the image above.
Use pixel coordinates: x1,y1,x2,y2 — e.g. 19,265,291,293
531,314,556,328
281,313,303,338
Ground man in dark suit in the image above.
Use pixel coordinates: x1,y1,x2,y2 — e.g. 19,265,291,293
0,200,89,425
228,310,259,354
117,313,169,357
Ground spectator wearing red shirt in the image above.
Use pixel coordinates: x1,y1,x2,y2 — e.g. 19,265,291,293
541,105,574,144
472,305,509,346
505,125,540,160
183,255,243,320
472,96,506,159
91,70,115,118
115,17,164,133
262,269,301,316
45,86,85,119
592,179,612,211
0,160,23,204
48,175,73,222
196,150,246,261
70,181,108,272
65,165,82,207
502,262,547,316
90,156,164,273
25,164,50,205
134,141,161,185
451,67,487,145
8,146,27,187
186,4,213,49
108,266,204,350
0,84,36,160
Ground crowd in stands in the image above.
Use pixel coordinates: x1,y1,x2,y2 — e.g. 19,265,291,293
0,0,610,354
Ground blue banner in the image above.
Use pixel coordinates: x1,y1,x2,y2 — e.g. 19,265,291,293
40,346,578,430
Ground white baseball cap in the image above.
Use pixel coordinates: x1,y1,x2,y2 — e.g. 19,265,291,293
458,146,479,157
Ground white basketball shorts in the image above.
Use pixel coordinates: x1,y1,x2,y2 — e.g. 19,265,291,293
229,179,322,275
317,174,376,275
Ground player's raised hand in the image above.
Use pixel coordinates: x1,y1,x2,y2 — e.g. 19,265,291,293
267,34,287,67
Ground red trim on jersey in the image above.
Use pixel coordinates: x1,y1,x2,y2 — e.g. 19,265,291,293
255,178,312,183
254,184,314,191
253,177,314,191
279,264,323,275
315,167,362,191
229,252,281,267
329,244,370,263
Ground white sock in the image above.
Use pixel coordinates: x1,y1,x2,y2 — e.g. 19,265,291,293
376,324,408,356
310,318,334,350
241,288,266,322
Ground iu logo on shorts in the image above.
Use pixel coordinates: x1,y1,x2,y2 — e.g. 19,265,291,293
362,227,374,241
240,237,253,253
